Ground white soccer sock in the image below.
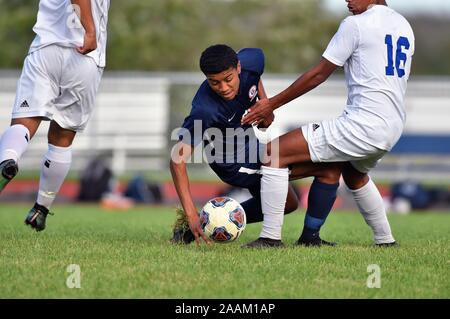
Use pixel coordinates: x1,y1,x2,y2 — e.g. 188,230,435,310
0,124,30,163
259,166,289,240
349,178,395,244
37,144,72,209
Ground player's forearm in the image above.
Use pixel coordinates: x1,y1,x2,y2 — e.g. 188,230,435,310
71,0,96,35
170,160,197,217
269,66,326,111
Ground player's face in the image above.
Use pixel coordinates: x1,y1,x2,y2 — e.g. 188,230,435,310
345,0,374,15
206,62,241,101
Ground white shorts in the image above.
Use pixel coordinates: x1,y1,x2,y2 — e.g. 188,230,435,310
12,45,103,132
301,114,387,173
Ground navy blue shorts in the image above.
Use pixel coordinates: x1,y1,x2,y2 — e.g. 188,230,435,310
210,162,261,191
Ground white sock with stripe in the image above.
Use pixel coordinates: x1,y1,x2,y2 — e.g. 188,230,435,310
37,144,72,209
0,124,30,163
349,178,395,244
259,166,289,240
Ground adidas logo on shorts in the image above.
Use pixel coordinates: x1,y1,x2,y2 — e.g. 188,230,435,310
312,123,320,132
20,100,29,108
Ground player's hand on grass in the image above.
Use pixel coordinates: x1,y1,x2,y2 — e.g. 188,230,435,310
187,213,212,245
241,98,274,127
77,32,97,55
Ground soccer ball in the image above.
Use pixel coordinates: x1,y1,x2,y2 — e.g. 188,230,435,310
199,197,246,243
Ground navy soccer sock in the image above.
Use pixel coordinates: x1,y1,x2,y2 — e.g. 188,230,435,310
301,179,339,239
240,196,263,224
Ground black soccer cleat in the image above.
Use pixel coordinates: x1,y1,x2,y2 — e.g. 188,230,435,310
375,241,398,247
24,203,53,232
0,159,18,194
242,237,285,249
170,208,195,244
296,232,337,247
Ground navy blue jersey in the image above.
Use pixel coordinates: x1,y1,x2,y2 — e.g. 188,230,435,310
179,48,265,187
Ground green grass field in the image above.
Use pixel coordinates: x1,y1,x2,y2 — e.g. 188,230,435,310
0,204,449,299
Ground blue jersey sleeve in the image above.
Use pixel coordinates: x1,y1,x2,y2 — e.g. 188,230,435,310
180,107,208,147
237,48,265,75
179,86,216,147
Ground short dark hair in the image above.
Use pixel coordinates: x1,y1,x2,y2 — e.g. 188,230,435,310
199,44,238,75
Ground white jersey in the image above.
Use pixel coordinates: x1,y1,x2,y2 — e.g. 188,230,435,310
29,0,110,67
323,5,415,151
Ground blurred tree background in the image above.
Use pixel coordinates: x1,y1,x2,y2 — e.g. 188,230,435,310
0,0,449,75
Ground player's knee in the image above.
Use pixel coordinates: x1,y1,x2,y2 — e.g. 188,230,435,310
284,200,298,214
284,188,299,214
342,163,369,190
10,118,41,139
48,121,76,147
318,166,341,184
343,174,368,190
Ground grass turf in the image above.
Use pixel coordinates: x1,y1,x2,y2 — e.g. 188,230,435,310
0,204,448,298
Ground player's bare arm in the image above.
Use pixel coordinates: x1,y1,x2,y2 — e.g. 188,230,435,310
242,58,338,126
72,0,97,54
256,80,274,128
170,142,211,245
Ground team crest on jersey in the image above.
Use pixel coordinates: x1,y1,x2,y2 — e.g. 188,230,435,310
248,85,258,101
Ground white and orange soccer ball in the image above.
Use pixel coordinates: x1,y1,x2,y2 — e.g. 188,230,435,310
200,197,246,243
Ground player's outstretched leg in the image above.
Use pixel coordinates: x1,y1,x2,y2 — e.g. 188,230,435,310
296,178,339,247
24,143,72,231
0,123,32,194
242,166,289,249
343,163,396,246
24,122,74,232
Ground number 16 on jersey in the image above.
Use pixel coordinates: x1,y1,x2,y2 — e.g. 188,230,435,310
385,34,410,78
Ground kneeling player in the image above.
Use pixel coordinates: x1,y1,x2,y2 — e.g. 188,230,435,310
170,44,338,247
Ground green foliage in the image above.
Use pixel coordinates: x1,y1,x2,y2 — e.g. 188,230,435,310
0,0,37,67
0,204,449,298
408,16,450,76
0,0,449,74
106,0,337,72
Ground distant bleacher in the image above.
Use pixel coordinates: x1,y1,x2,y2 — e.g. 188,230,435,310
0,72,170,175
1,71,449,181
